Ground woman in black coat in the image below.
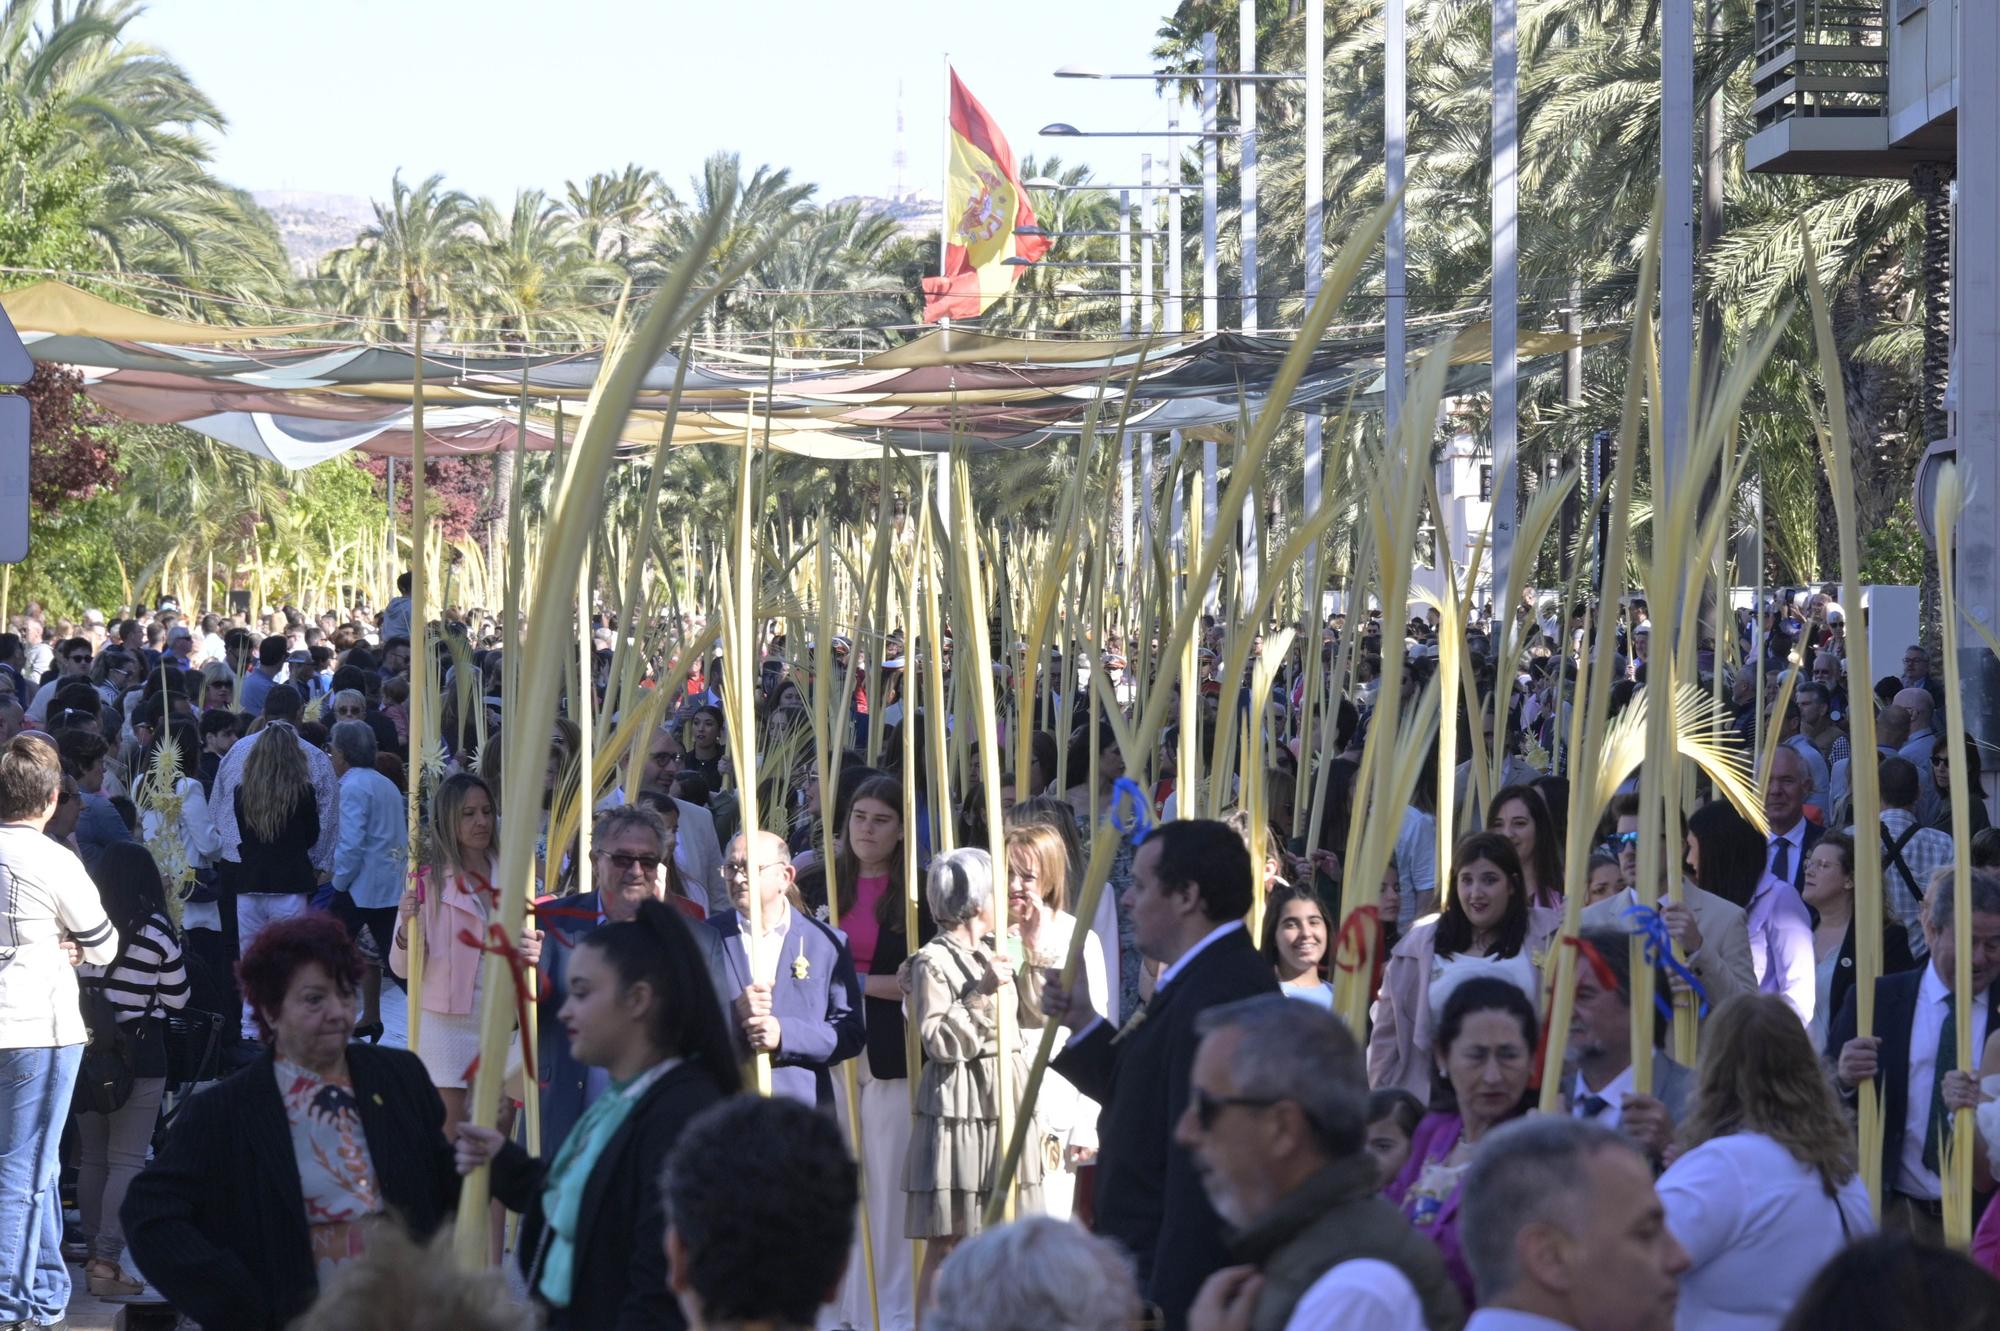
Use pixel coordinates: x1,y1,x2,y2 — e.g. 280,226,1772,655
122,914,459,1330
455,898,742,1331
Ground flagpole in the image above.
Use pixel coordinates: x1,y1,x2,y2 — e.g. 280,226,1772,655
937,51,954,526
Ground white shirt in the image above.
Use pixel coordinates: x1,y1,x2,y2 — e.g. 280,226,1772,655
1571,1064,1635,1129
1659,1132,1872,1331
1283,1258,1424,1331
732,900,793,987
0,824,119,1048
1898,962,1992,1199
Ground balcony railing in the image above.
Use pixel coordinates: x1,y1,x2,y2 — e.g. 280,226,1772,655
1752,0,1889,134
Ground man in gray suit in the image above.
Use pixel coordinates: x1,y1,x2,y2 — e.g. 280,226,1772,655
1582,795,1758,1010
1565,927,1694,1166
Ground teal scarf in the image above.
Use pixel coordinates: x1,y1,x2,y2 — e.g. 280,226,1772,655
538,1058,676,1307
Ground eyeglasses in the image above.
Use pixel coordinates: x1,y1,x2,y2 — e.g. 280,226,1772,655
57,791,76,806
1615,831,1640,847
601,852,663,875
1190,1086,1280,1131
66,655,90,665
719,861,780,882
335,706,364,718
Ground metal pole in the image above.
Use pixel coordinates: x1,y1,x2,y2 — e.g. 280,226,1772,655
1201,31,1221,608
1490,0,1519,603
1385,0,1407,437
1238,3,1260,610
1238,0,1258,335
1168,80,1186,565
1662,0,1694,500
1962,0,2000,770
1303,0,1325,548
1123,184,1138,581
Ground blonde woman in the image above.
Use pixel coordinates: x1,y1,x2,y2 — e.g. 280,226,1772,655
1659,995,1872,1330
233,724,322,1038
1002,820,1104,1222
390,772,541,1133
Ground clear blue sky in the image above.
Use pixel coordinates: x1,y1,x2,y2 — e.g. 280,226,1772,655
137,0,1190,205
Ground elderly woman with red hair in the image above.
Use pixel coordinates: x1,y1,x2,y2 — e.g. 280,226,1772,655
122,914,462,1331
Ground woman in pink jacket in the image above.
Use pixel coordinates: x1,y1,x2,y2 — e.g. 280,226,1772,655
1367,830,1561,1098
390,772,540,1135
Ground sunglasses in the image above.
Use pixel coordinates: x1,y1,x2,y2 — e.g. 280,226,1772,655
1615,830,1640,847
602,852,663,875
1190,1085,1280,1131
58,791,76,806
66,655,91,665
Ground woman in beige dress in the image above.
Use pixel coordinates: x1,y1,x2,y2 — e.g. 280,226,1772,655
902,846,1045,1316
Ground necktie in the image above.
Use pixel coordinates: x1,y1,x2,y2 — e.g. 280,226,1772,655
1111,999,1151,1044
1769,836,1791,884
1579,1094,1611,1120
1922,1002,1958,1174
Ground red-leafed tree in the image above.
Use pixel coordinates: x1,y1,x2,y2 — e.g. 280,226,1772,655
14,363,120,510
348,453,495,541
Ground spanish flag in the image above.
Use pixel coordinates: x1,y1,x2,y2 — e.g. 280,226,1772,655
920,69,1051,323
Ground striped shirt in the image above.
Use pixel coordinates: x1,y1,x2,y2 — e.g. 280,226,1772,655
79,913,190,1024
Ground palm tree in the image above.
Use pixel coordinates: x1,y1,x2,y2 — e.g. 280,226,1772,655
638,151,816,341
562,164,662,264
319,170,478,341
463,188,607,569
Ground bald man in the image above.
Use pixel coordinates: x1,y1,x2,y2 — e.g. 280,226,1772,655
1893,688,1943,825
706,830,864,1108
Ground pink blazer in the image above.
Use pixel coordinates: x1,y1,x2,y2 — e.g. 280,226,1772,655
388,869,490,1016
1367,905,1563,1098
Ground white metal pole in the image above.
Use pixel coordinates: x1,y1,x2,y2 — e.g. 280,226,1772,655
1140,155,1155,336
936,51,955,526
1490,1,1518,604
1239,0,1258,335
1201,31,1221,610
1962,0,2000,757
1238,3,1260,609
1662,0,1694,503
1119,188,1134,334
1125,180,1141,578
1167,91,1186,566
1385,0,1407,438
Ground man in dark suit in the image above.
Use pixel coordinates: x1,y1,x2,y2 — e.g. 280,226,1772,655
707,829,864,1109
1830,869,2000,1242
1762,743,1821,894
1563,928,1691,1164
1045,818,1278,1331
537,804,735,1159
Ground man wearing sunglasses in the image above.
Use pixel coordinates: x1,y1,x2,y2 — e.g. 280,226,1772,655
1180,996,1460,1331
22,637,94,726
1581,795,1758,1011
533,804,734,1161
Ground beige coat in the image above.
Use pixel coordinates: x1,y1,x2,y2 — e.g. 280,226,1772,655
1580,883,1758,1012
1367,905,1564,1099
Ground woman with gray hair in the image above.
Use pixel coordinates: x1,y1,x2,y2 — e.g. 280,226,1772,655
926,1216,1142,1331
901,846,1049,1314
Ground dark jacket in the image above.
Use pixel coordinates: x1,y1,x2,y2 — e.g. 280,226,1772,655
1051,924,1278,1331
707,907,865,1108
232,788,320,894
1827,914,1918,1033
122,1045,457,1331
1827,966,2000,1199
1234,1157,1464,1331
859,896,934,1080
533,890,736,1160
491,1059,730,1331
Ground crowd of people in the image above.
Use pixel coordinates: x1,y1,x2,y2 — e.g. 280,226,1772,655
2,579,1999,1331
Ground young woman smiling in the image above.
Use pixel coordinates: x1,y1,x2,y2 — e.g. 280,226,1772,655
1487,783,1563,910
1367,830,1560,1099
1260,883,1333,1010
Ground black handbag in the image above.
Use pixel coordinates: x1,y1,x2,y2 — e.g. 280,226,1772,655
75,982,136,1114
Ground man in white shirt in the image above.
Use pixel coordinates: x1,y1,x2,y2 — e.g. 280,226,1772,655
1831,870,2000,1242
24,636,95,724
1181,995,1458,1331
1457,1118,1688,1331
